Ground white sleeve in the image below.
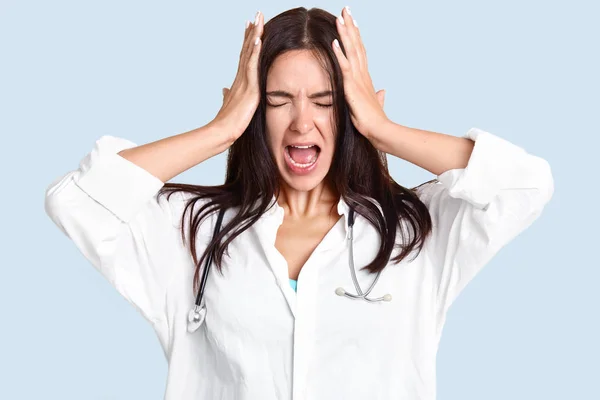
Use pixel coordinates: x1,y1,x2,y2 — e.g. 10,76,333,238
44,135,191,325
414,127,554,329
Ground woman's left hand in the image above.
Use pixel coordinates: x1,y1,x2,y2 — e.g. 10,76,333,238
332,6,389,143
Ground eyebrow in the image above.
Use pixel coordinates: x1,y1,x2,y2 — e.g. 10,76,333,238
266,90,333,99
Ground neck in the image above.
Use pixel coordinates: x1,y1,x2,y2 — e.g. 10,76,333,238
276,181,339,220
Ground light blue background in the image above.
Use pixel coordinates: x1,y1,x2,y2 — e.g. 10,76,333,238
2,0,597,399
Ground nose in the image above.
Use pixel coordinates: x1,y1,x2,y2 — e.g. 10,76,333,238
290,100,315,134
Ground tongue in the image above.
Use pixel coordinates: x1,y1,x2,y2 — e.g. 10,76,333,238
288,146,317,164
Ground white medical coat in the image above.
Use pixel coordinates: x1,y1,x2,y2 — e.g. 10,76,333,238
44,127,554,399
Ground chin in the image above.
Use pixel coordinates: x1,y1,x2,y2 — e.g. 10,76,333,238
281,177,326,192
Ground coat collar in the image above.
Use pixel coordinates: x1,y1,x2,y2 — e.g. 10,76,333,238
250,194,352,319
256,194,352,248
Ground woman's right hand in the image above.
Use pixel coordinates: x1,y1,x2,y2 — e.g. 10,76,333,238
209,11,264,144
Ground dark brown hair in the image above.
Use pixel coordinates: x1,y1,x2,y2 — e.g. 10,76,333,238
157,6,434,293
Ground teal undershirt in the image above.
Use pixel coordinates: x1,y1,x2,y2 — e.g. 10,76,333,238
289,278,297,292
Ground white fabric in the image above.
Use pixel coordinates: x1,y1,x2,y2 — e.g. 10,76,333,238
44,127,554,399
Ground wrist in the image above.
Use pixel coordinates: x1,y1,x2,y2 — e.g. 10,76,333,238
368,118,397,151
207,118,239,145
195,121,236,153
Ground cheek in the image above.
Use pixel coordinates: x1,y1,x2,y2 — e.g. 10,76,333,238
265,112,286,152
265,110,288,132
314,114,335,141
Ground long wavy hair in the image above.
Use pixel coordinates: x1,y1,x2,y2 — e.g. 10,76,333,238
158,6,435,293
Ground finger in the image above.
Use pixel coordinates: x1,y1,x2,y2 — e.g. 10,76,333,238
254,11,264,44
246,34,262,87
244,20,252,39
332,38,351,76
337,7,366,71
240,19,253,58
345,8,368,70
336,11,360,72
236,19,255,78
221,87,232,108
239,12,259,68
241,11,263,70
248,12,264,79
376,89,385,108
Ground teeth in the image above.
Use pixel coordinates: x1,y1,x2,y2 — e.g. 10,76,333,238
290,145,316,149
285,147,319,168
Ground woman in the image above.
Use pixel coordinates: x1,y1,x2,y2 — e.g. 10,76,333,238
44,6,554,400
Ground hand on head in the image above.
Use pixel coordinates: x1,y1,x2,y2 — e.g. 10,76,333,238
210,11,265,144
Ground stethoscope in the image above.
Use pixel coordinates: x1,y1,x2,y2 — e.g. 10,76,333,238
187,205,393,333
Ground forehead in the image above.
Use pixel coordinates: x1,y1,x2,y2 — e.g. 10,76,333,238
266,50,330,91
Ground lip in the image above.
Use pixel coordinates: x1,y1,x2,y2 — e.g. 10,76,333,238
286,142,321,149
283,146,320,175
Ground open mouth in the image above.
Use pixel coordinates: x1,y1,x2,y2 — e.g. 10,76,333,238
284,145,321,170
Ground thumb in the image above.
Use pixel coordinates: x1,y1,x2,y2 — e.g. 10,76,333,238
376,89,385,109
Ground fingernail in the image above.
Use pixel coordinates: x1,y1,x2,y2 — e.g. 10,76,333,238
345,6,351,16
246,20,250,29
254,11,260,25
255,37,260,46
337,14,345,25
353,19,358,27
334,39,340,48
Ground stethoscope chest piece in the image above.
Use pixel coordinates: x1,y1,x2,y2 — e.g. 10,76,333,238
186,208,226,334
187,304,207,333
333,207,394,304
184,204,397,335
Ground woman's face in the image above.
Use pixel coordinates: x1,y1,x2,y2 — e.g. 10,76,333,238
265,49,336,192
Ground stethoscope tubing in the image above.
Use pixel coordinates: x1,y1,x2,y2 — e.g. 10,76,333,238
190,204,392,328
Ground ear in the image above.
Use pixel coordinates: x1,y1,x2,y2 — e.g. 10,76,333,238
376,89,386,109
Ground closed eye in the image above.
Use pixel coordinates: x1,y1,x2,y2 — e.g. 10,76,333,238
267,103,332,108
